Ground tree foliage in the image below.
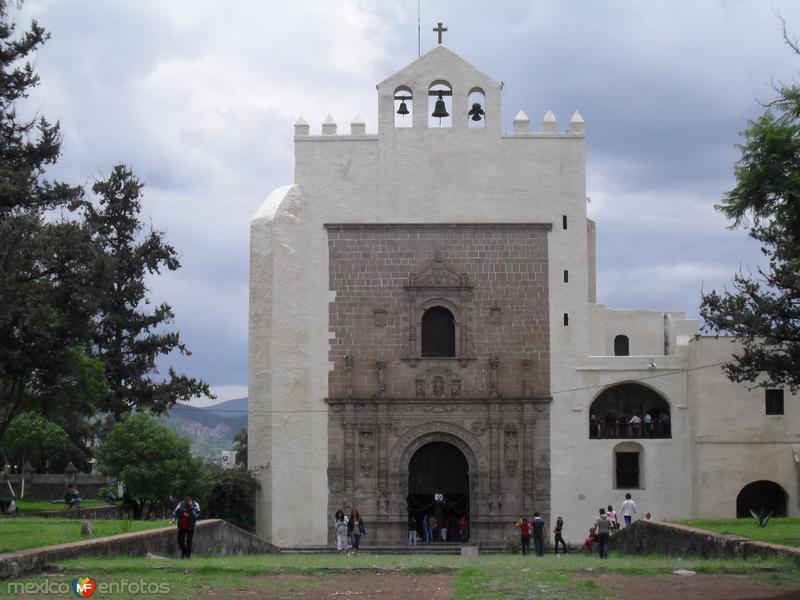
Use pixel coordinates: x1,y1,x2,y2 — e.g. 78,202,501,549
233,426,247,468
205,466,259,531
96,413,211,512
700,27,800,391
79,165,212,420
4,411,70,471
0,1,96,439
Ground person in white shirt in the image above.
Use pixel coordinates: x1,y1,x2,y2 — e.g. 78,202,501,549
620,493,637,526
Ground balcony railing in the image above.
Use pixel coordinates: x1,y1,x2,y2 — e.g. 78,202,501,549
589,422,671,439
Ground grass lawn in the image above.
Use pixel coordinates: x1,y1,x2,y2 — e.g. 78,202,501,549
0,517,169,553
1,553,798,600
12,498,113,513
673,517,800,548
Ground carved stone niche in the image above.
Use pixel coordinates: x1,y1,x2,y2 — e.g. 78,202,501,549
489,307,501,326
373,308,387,327
423,366,462,399
403,253,474,367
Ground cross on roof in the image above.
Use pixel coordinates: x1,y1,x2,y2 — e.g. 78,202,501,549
433,22,447,45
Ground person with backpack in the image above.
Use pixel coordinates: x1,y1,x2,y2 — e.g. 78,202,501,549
172,495,201,559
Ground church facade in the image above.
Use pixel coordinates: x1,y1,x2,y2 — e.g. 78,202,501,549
249,44,799,546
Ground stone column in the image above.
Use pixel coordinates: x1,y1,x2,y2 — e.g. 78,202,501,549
343,405,356,493
488,403,501,512
522,402,535,510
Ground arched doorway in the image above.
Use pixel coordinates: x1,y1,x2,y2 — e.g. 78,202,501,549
589,383,671,439
736,480,788,518
408,441,469,541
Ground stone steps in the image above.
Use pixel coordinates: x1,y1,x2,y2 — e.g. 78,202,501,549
278,543,507,555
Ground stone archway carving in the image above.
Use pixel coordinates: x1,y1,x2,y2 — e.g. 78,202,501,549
390,421,489,474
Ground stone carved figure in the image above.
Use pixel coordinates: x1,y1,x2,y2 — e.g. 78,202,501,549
451,378,462,398
415,378,426,398
359,431,374,472
432,376,445,398
504,428,519,475
376,361,386,398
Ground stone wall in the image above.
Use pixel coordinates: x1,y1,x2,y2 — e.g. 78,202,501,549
610,520,800,565
0,519,276,580
1,472,115,502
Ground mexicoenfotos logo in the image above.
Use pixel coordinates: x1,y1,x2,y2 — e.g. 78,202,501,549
71,577,96,598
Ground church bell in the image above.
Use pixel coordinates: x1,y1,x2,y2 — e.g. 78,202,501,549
431,92,449,121
468,102,485,122
397,99,410,116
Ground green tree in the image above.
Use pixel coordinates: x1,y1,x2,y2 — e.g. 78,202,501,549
79,165,212,420
0,1,97,438
205,466,259,531
700,27,800,391
232,426,247,468
96,413,211,517
4,411,70,471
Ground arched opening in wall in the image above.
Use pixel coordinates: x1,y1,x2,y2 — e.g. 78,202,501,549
394,85,413,128
614,335,630,356
736,480,788,518
614,442,644,489
467,87,486,128
428,81,452,128
408,441,469,541
589,383,671,439
421,306,455,357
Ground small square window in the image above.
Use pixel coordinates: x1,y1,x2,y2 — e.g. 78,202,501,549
766,389,784,416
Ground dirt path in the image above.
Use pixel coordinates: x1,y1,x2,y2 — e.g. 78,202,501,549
292,572,452,600
579,573,800,600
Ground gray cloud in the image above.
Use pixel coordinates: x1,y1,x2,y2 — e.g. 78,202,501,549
13,0,800,400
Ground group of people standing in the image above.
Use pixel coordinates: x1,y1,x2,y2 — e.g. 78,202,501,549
517,493,643,559
581,493,641,558
408,514,468,544
333,509,366,554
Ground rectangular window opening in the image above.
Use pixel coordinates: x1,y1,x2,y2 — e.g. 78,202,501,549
563,313,569,326
765,389,784,416
563,270,569,283
616,452,640,488
562,215,568,230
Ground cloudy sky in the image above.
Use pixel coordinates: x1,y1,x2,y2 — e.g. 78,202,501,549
12,0,800,406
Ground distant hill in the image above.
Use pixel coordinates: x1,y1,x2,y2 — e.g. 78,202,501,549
206,397,248,418
160,398,248,460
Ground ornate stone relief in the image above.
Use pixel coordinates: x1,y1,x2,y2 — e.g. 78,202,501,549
359,430,375,472
489,356,500,397
490,307,501,326
504,426,519,475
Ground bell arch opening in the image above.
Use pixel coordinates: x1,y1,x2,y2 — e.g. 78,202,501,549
428,81,452,128
736,480,788,518
394,85,413,128
407,441,469,542
467,87,486,128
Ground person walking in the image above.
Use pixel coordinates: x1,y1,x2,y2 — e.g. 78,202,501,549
607,505,618,530
172,495,201,559
531,512,547,557
595,508,612,559
408,515,418,546
515,517,532,556
422,514,431,542
348,509,365,555
553,516,567,555
334,509,349,553
428,515,438,542
621,493,637,526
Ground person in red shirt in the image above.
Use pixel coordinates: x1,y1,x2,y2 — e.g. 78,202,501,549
172,495,201,559
515,517,533,556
